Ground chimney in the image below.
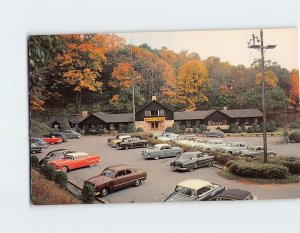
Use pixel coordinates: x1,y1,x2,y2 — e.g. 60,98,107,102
152,96,157,101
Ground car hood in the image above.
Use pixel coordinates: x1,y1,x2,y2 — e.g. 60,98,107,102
172,158,189,164
159,192,196,202
86,175,114,186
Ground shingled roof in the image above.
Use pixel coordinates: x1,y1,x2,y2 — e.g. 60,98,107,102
220,109,263,118
68,115,86,124
93,112,133,123
174,110,215,120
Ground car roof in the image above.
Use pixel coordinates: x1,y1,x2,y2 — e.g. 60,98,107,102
177,179,212,190
106,164,134,171
155,144,171,147
217,189,251,200
65,152,88,157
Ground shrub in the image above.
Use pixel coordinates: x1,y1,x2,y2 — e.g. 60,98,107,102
54,171,68,187
252,123,260,133
147,138,164,146
199,124,207,132
210,152,238,165
82,183,95,204
247,126,254,133
136,127,144,132
171,123,180,134
30,155,39,168
192,126,197,133
269,121,277,132
180,125,186,134
290,120,300,129
40,164,56,181
229,123,239,133
186,128,192,134
270,157,300,174
289,131,300,143
194,128,201,134
30,119,52,137
227,161,289,179
61,118,71,131
165,127,173,133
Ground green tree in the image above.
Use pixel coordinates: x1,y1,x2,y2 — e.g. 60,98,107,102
266,87,288,113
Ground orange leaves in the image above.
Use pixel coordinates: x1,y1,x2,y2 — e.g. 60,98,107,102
288,69,299,107
219,84,228,94
110,95,120,103
255,70,278,88
30,97,45,111
109,63,133,89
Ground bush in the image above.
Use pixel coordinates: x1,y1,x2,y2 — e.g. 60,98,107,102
40,164,56,181
54,171,68,187
227,161,289,179
136,127,144,132
194,128,201,134
147,138,164,146
290,121,300,129
30,155,39,168
186,128,192,134
289,131,300,143
171,123,180,134
165,127,173,133
269,157,300,174
199,124,207,132
210,152,238,165
247,126,254,133
82,183,95,204
252,123,261,133
229,123,239,133
192,126,197,133
61,118,71,131
30,119,52,137
180,125,186,134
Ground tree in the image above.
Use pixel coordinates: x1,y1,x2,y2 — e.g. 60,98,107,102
176,60,208,110
255,70,278,88
288,69,299,110
266,87,288,113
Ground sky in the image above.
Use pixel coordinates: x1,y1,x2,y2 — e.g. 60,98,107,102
117,28,298,71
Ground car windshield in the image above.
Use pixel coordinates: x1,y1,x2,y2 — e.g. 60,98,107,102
101,169,116,178
179,154,193,159
154,145,161,150
175,185,196,197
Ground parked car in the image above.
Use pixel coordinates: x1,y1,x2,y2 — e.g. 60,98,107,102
236,146,277,158
84,164,147,197
216,142,247,155
48,152,100,173
41,135,62,144
39,149,76,165
142,144,183,160
171,134,197,143
170,152,214,171
157,179,225,202
212,189,257,201
108,134,131,144
31,137,48,149
119,137,148,149
63,130,81,139
110,135,131,147
50,132,68,142
202,130,225,138
198,140,227,152
30,143,43,154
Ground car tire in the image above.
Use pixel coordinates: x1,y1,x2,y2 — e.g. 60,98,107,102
208,161,213,167
134,179,141,187
154,156,160,160
100,188,108,197
176,152,182,157
61,166,68,173
125,146,129,150
188,166,195,172
143,143,147,148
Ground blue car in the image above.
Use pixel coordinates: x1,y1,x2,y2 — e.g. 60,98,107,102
31,137,48,149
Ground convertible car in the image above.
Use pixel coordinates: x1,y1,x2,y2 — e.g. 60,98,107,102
84,164,147,197
41,135,62,144
142,144,183,160
157,179,225,202
170,152,214,171
48,152,100,172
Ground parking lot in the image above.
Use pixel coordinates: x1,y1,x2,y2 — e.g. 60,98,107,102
34,135,300,203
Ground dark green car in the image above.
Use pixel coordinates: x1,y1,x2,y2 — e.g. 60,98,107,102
170,152,214,171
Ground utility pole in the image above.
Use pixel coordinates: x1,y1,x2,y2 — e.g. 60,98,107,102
248,29,276,163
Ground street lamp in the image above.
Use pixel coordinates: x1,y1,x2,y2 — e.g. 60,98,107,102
248,29,277,163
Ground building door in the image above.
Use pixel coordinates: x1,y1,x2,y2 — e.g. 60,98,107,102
151,122,159,130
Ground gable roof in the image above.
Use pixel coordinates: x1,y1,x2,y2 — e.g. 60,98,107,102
68,115,86,124
136,100,174,114
174,110,215,120
92,112,133,123
220,109,263,118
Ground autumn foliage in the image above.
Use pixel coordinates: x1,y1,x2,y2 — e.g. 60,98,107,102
288,69,299,109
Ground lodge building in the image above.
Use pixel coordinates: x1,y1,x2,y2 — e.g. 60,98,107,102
50,99,263,132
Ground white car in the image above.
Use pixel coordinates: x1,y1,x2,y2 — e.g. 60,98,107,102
198,140,227,152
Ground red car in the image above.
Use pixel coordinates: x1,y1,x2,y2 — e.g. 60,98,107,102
48,152,100,172
41,135,62,144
